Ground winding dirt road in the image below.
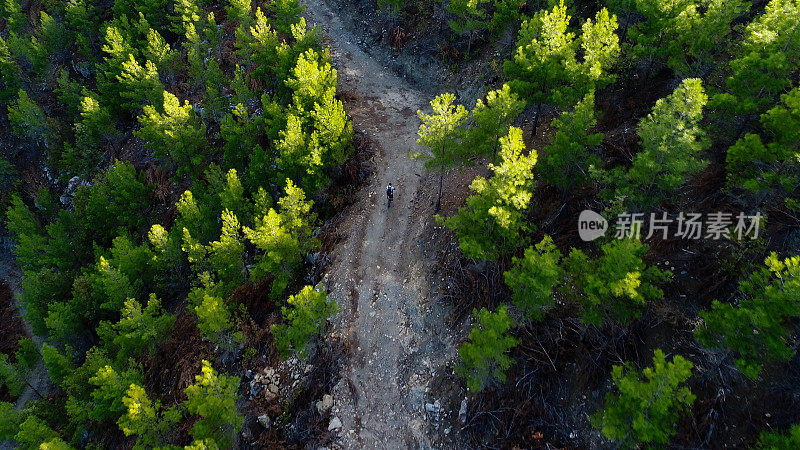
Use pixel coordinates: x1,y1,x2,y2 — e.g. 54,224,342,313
301,1,457,448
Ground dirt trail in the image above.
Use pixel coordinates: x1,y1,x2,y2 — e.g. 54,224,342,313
301,1,457,448
0,243,51,421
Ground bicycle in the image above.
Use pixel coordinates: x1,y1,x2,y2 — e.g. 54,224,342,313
386,184,395,208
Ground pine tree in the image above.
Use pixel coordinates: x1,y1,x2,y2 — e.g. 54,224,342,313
442,126,537,260
758,424,800,448
175,188,219,245
0,36,21,104
38,11,67,55
600,78,709,207
562,237,670,325
1,0,26,34
456,304,519,391
5,194,47,273
135,91,208,178
0,338,39,398
268,0,305,36
188,276,243,350
540,91,603,190
311,87,354,171
97,294,174,363
592,349,695,449
7,90,48,146
491,0,525,32
695,253,800,379
185,439,219,449
118,55,164,111
244,179,319,298
227,0,253,27
466,84,525,158
61,94,118,177
41,343,74,388
7,29,49,77
285,48,337,112
38,438,74,449
0,401,23,440
446,0,489,54
112,0,169,29
88,364,144,421
271,285,338,359
97,21,143,113
171,0,201,35
86,236,155,314
183,360,243,448
206,209,246,294
504,2,619,127
74,160,152,245
622,0,747,75
240,7,279,76
65,0,100,58
504,0,573,124
275,113,325,191
118,384,180,449
726,85,800,210
504,235,564,321
413,92,469,211
0,353,25,397
143,28,176,74
711,0,800,119
15,338,39,372
221,103,260,174
14,416,61,450
576,7,620,92
62,347,117,423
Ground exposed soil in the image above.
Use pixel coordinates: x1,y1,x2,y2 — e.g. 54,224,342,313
300,0,469,447
0,238,52,412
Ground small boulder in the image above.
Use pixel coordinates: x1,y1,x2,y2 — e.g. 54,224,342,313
257,414,271,429
459,398,467,423
316,394,334,413
425,400,441,422
328,416,342,431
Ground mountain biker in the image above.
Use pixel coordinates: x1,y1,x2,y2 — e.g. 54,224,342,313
386,183,395,204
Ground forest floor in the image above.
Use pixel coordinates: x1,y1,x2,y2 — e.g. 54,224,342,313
302,0,462,447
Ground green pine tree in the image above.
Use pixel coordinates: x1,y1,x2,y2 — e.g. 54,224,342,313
695,253,800,379
599,78,709,208
243,179,319,298
118,384,181,449
592,349,695,448
413,92,469,211
726,85,800,210
466,84,525,158
540,91,603,190
711,0,800,119
271,285,338,359
504,2,619,127
504,235,564,321
442,126,537,260
183,360,243,448
456,304,519,391
7,90,48,146
135,91,208,178
563,237,670,325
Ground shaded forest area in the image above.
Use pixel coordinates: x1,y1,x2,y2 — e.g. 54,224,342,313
1,0,364,447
